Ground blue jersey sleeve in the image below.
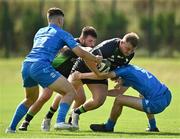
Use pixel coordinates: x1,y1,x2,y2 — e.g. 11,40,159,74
62,31,79,49
114,67,127,77
113,66,130,87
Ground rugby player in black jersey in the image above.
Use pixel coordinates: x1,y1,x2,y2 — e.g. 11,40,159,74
69,32,139,129
18,26,97,131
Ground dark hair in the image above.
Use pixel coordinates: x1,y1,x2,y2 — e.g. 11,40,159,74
81,26,97,38
124,32,139,48
47,7,64,18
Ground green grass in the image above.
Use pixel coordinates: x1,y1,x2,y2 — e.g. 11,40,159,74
0,57,180,138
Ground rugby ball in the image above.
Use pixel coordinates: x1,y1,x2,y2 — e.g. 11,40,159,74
97,59,111,73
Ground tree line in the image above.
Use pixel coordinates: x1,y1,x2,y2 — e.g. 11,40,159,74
0,0,180,58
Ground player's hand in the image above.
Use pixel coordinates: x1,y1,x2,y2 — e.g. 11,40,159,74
95,55,103,64
114,78,123,89
71,71,82,80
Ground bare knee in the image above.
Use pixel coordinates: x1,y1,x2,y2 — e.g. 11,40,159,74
39,93,51,102
80,97,86,104
24,97,37,108
66,90,76,98
75,94,86,104
93,96,106,108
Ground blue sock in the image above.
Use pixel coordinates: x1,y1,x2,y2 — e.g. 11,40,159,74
105,119,115,130
9,103,28,130
149,118,156,129
56,103,70,123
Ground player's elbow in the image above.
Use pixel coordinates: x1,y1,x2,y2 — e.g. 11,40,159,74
72,46,86,59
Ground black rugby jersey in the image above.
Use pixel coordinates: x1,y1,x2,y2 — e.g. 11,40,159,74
90,38,134,70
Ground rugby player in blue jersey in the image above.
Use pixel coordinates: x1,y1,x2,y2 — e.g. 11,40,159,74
74,65,172,132
18,26,97,132
5,7,101,133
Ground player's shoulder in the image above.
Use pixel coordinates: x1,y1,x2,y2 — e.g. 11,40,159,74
35,26,49,36
101,38,120,45
52,26,73,39
95,38,120,51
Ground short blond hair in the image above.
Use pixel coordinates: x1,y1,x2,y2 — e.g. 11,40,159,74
123,32,139,48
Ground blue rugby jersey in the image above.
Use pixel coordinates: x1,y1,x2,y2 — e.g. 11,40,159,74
114,65,168,99
24,23,78,63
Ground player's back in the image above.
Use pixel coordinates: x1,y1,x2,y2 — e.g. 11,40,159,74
24,24,76,63
115,65,168,99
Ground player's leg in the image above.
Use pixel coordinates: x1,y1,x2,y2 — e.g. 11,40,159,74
108,87,159,132
19,88,53,131
72,84,108,129
90,94,143,132
66,76,85,128
6,86,39,133
73,84,107,114
139,94,159,132
107,87,128,97
72,85,86,109
48,75,77,130
41,94,61,131
68,74,85,109
45,94,61,119
83,84,108,110
68,85,86,124
114,94,144,111
29,62,77,130
145,114,159,132
105,91,171,132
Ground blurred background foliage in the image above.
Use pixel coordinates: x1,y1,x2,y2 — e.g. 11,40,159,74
0,0,180,58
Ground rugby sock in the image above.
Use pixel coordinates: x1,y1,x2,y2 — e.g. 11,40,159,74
25,112,34,123
46,106,57,119
74,106,86,115
149,118,156,129
56,103,70,123
105,119,115,131
9,103,28,130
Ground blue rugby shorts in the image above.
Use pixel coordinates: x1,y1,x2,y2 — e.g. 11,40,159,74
21,61,61,88
142,89,172,114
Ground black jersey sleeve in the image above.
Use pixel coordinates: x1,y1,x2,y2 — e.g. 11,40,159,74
91,38,119,59
126,53,134,64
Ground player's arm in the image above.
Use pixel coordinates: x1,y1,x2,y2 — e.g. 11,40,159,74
72,46,102,64
82,48,108,76
72,70,116,80
60,46,69,53
83,59,104,76
76,46,103,76
61,45,91,53
62,32,102,64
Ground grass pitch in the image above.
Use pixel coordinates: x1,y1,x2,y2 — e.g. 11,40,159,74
0,57,180,138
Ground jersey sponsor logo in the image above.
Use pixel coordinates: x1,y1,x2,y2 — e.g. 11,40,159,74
50,72,56,78
145,100,149,105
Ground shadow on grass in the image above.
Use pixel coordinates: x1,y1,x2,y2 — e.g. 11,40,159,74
48,130,180,137
114,131,180,136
